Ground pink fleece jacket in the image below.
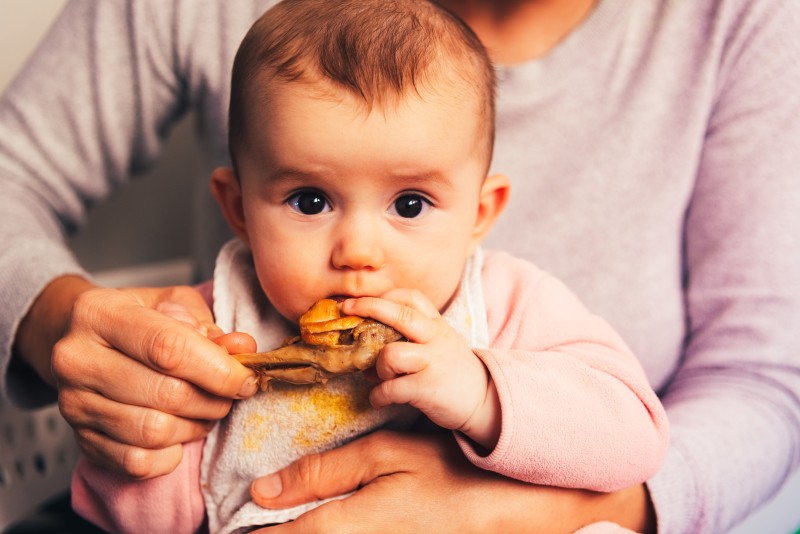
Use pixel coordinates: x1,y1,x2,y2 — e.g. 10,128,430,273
72,251,668,533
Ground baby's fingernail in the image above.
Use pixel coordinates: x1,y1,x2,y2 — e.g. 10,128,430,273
252,474,283,500
237,376,258,398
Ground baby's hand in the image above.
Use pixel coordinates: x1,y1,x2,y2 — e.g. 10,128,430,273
342,290,500,448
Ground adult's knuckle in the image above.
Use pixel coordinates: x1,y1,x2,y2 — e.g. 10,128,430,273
51,339,80,381
208,398,234,420
294,452,324,489
71,288,110,326
121,447,156,479
56,390,81,423
148,326,190,371
153,375,192,413
139,409,176,448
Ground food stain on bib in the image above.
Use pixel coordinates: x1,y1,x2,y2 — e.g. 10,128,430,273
290,383,371,448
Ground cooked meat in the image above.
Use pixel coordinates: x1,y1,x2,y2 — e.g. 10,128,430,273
233,299,402,387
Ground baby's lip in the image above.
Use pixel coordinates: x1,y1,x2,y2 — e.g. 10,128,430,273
327,294,374,303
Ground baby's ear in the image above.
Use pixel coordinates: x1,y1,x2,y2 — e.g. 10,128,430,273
210,167,250,247
470,173,510,251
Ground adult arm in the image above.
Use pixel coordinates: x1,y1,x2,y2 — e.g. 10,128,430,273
646,2,800,532
0,1,258,477
0,0,190,405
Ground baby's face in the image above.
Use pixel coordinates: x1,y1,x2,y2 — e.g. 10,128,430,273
234,82,491,323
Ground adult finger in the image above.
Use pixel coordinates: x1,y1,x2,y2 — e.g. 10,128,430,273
54,334,233,421
250,431,411,509
75,427,185,480
68,287,256,400
251,431,497,534
60,387,217,449
137,285,223,338
252,431,647,534
155,301,207,334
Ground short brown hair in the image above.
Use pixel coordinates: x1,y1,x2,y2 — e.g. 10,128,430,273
228,0,495,170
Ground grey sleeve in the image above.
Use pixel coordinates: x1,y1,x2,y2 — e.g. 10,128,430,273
647,1,800,532
0,0,188,407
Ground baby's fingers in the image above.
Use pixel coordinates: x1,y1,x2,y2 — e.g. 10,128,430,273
343,293,440,343
369,374,422,410
377,288,439,317
375,342,429,380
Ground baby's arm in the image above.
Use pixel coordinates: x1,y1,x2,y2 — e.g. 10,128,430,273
71,439,206,534
341,291,501,449
345,252,669,492
457,251,669,492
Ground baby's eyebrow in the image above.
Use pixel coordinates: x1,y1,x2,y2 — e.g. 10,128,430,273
387,170,455,190
265,167,327,185
265,167,455,189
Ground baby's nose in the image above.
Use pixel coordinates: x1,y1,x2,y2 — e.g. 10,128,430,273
331,219,385,271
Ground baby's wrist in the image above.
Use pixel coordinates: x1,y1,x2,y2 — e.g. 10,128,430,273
459,378,501,450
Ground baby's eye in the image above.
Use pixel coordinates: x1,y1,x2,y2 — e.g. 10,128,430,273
390,194,431,219
287,190,331,215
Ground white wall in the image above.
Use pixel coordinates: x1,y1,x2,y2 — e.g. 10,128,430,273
0,1,67,90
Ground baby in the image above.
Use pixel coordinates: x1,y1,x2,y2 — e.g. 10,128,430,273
72,1,668,532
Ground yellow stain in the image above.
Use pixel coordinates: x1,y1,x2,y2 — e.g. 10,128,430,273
242,411,276,452
239,381,372,452
289,383,371,448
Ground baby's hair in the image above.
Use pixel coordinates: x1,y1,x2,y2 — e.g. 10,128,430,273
228,0,496,170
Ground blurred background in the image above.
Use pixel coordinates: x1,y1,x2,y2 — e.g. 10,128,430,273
0,1,797,532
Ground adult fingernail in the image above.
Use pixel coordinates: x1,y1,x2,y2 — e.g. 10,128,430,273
237,376,258,398
252,474,283,500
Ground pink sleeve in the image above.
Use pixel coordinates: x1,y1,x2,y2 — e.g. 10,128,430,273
454,251,669,492
71,439,207,534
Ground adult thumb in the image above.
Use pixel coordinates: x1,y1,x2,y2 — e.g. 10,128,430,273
250,431,399,509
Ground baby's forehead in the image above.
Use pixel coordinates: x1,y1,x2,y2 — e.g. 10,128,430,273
253,70,489,141
237,75,490,186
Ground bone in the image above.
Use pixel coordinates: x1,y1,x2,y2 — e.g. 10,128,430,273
233,300,403,387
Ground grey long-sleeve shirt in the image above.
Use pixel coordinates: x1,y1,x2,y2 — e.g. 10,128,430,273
1,1,799,532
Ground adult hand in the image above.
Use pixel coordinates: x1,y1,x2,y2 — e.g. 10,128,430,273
249,430,655,534
17,275,259,479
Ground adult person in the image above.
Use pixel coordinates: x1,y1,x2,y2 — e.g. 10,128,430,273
1,0,798,533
